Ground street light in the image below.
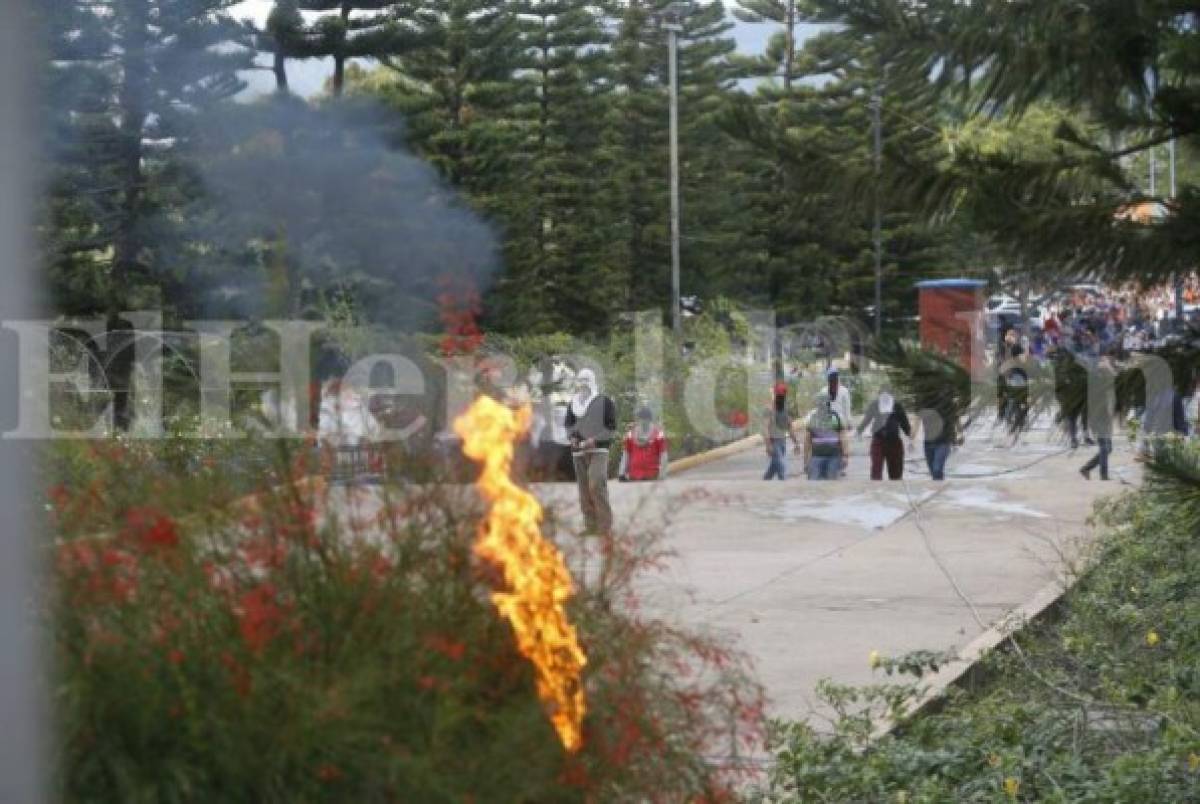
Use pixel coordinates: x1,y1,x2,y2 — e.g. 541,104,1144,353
871,63,890,340
657,2,691,342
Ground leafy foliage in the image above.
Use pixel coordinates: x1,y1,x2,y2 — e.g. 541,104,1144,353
49,435,763,801
760,443,1200,802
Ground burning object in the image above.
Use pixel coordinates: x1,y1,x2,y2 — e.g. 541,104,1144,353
454,396,587,751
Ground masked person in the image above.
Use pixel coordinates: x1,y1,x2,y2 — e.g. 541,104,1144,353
816,367,853,476
816,367,853,430
564,368,617,536
1080,348,1116,481
856,389,912,480
619,406,669,482
804,398,848,480
763,382,800,480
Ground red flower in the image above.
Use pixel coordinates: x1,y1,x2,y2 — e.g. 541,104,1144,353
56,541,99,575
47,483,70,510
424,634,466,662
167,649,185,665
236,583,286,654
316,763,344,783
121,506,179,551
220,651,252,698
100,547,139,602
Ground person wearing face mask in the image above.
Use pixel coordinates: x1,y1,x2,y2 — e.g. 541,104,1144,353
803,397,848,480
763,382,801,481
856,388,912,480
618,406,669,482
815,367,853,477
564,368,617,536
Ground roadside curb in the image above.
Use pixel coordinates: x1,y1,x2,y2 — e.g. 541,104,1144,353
668,434,763,476
869,574,1070,742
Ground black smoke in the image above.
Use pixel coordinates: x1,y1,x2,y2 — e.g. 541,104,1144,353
189,93,499,330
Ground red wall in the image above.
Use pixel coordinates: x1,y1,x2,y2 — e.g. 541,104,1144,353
919,286,983,370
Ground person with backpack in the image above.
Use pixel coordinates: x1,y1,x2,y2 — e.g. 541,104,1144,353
804,398,848,480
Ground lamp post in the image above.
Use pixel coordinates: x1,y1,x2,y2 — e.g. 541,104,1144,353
871,82,883,339
659,3,689,342
1172,138,1185,322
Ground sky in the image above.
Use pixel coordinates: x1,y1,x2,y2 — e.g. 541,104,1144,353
230,1,820,98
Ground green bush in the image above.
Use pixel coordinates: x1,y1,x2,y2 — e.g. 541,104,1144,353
760,443,1200,802
48,437,763,801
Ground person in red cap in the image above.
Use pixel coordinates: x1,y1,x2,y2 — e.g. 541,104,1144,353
618,406,669,482
763,381,800,480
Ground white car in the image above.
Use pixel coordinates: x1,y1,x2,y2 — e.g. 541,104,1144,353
986,294,1019,311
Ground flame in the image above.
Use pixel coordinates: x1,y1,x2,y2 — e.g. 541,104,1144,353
454,395,587,751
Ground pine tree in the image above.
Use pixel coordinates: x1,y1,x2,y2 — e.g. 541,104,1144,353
732,0,799,89
40,0,253,316
486,0,615,333
39,0,253,427
367,0,525,189
261,0,322,93
599,0,742,321
724,23,959,330
810,0,1200,288
297,2,422,97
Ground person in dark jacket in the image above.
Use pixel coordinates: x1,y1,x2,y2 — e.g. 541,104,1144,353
856,389,912,480
1080,349,1116,481
564,368,617,536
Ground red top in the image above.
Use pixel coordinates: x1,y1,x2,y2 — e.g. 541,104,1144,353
624,427,667,480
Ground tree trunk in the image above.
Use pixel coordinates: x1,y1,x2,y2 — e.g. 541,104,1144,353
784,0,795,92
110,0,151,430
274,49,289,93
333,54,345,95
332,3,351,96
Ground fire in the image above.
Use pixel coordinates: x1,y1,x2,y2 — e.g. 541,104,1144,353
454,395,587,752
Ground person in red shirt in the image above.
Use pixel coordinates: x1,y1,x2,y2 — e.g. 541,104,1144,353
619,407,669,482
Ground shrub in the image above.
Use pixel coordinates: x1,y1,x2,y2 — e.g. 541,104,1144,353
48,437,763,801
759,443,1200,802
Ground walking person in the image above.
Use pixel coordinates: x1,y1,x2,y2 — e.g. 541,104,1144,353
913,408,956,481
816,367,853,432
1080,348,1116,481
857,388,912,480
1000,345,1031,436
762,382,800,481
816,367,853,476
803,398,848,480
564,368,617,536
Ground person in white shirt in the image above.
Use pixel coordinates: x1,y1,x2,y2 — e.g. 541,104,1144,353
815,367,853,431
813,367,853,476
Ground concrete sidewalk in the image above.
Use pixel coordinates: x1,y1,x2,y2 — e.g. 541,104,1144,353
534,425,1138,726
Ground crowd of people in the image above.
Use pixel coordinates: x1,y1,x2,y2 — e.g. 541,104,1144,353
757,282,1200,486
1005,282,1197,363
760,368,958,483
556,282,1198,532
995,283,1197,478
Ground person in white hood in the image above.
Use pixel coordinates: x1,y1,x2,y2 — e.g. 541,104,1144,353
563,369,617,536
856,388,912,480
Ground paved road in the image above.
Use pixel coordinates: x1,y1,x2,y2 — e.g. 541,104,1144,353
533,422,1138,728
